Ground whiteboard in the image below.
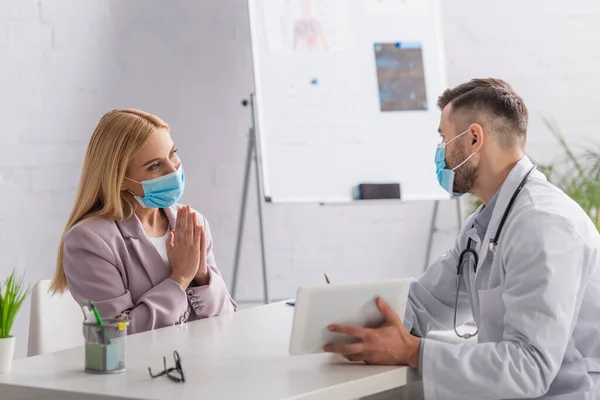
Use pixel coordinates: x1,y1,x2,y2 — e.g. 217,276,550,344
247,0,449,203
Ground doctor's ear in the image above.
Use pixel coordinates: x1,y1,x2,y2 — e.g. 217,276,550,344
469,124,484,151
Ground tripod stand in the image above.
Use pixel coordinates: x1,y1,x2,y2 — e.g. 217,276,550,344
230,93,270,304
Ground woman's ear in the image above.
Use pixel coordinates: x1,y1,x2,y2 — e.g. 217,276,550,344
120,178,130,192
122,177,144,197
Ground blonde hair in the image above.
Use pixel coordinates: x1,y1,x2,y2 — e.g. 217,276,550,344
50,109,169,294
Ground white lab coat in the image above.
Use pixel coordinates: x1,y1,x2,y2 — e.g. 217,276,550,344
404,156,600,399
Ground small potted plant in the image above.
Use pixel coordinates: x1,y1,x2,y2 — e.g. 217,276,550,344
0,269,31,373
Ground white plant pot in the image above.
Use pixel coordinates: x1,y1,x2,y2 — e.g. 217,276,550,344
0,336,16,374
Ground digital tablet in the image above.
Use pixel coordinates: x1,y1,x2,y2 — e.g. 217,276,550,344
288,278,411,355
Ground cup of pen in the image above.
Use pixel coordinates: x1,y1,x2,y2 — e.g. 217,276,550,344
83,304,128,374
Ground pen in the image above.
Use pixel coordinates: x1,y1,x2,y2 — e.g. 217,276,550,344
89,300,111,345
82,306,100,342
287,274,331,308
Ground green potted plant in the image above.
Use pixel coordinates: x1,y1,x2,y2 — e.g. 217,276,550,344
0,269,31,373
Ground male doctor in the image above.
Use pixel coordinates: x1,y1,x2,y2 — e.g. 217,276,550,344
324,78,600,399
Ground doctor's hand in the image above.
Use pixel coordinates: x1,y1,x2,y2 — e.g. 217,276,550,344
167,206,201,289
323,297,421,369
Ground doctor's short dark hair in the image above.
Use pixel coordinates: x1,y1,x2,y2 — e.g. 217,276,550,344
437,78,528,148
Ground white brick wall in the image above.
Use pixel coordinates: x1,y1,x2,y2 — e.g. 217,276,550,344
1,0,598,358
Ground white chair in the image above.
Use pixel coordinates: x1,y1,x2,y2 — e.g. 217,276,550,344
27,279,85,357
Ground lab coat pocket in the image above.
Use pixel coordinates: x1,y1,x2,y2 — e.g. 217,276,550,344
477,285,505,343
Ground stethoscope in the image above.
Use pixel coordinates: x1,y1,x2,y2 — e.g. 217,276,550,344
453,165,537,339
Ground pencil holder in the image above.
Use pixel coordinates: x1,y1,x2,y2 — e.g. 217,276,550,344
83,318,128,374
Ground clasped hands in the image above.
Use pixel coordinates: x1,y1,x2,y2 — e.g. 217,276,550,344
167,206,210,289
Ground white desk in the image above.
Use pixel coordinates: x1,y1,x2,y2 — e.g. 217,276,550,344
0,301,420,400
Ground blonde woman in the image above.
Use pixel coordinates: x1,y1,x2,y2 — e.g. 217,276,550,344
51,109,236,334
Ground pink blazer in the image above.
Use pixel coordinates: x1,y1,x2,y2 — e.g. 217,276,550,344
63,204,236,334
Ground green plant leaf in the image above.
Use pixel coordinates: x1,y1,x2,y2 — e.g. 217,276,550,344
0,269,31,339
541,116,586,179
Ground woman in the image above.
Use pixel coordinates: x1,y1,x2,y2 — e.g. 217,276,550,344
50,109,236,334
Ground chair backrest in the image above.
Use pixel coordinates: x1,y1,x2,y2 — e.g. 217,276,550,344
27,279,85,357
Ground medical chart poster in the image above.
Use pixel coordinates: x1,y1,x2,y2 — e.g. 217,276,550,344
262,0,353,53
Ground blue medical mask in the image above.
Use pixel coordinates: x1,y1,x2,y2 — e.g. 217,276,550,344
126,165,185,208
435,130,475,197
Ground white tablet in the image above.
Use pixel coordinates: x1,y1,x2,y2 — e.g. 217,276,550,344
288,278,411,355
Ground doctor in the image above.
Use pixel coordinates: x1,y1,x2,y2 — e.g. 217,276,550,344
324,78,600,399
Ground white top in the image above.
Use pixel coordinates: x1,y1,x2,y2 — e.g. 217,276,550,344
147,229,170,266
0,302,417,400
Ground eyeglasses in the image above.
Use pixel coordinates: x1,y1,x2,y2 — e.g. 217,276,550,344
148,351,185,383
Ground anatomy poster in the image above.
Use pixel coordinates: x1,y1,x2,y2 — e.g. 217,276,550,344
263,0,353,53
366,0,426,15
